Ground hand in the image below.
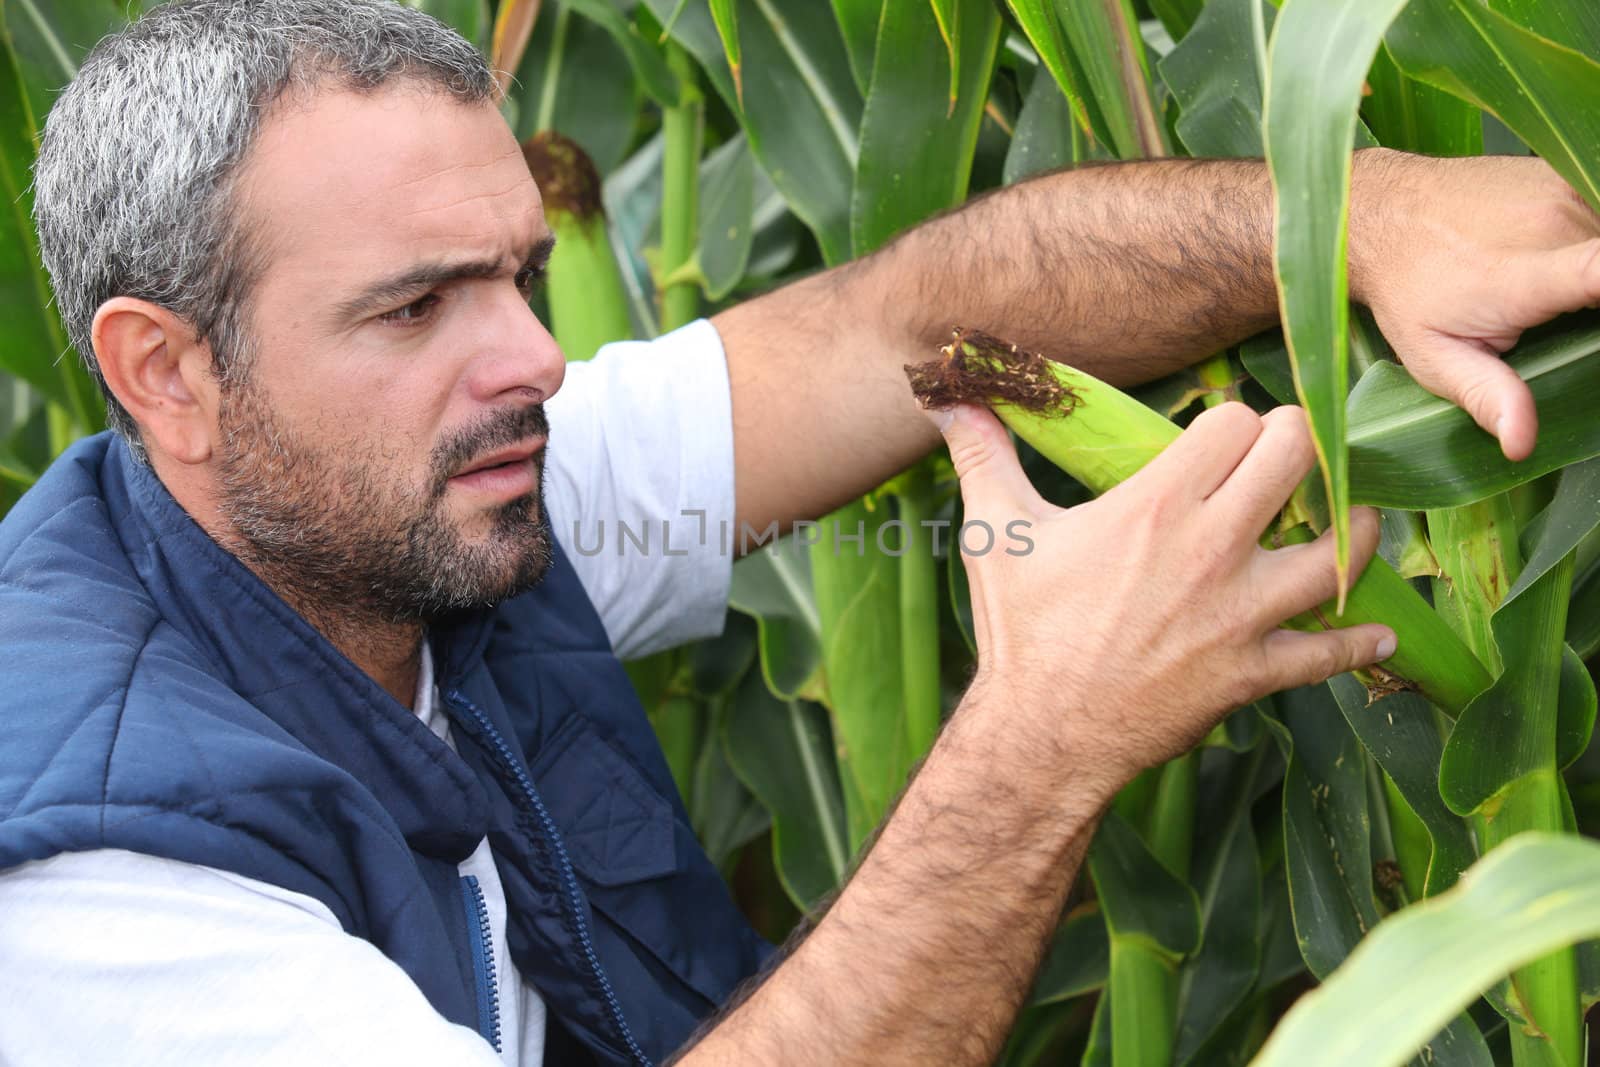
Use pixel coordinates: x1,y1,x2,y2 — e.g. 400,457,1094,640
930,401,1394,796
1350,148,1600,462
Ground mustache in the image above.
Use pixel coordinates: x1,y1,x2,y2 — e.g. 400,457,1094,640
429,404,550,498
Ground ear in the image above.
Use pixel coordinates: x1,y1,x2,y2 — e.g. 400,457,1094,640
91,297,221,465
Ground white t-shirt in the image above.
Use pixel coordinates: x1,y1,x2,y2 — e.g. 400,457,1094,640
0,320,738,1066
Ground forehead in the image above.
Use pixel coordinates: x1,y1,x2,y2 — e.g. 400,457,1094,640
236,83,544,295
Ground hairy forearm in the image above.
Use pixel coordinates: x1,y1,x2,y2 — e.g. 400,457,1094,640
671,682,1113,1066
719,154,1329,534
867,157,1281,382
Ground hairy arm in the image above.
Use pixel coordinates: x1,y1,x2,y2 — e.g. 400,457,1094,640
717,149,1600,538
671,679,1107,1066
716,156,1279,539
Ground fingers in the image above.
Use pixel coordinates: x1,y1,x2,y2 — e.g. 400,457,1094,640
1259,623,1398,693
1206,406,1317,533
924,403,1042,519
1510,238,1600,322
1403,335,1539,462
1402,237,1600,462
1254,507,1382,623
1132,401,1263,500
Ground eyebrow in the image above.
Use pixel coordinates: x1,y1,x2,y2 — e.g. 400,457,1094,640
333,233,556,321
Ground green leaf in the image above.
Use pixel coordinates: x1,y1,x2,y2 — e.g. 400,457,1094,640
1090,808,1201,1067
945,524,975,656
1432,491,1588,1057
1387,0,1600,214
1511,457,1600,605
1174,746,1275,1064
1329,676,1476,898
0,8,99,431
0,438,36,492
1238,330,1298,406
645,0,863,266
709,0,741,102
3,0,124,121
889,465,942,763
1003,61,1080,184
1264,0,1412,606
1160,0,1274,158
1252,834,1600,1067
1274,686,1383,980
1571,548,1600,660
563,0,678,107
827,0,879,99
1051,0,1167,159
1091,809,1202,960
1362,43,1483,157
687,610,758,698
728,541,824,702
1030,906,1110,1005
1081,987,1113,1067
849,0,999,256
511,4,642,176
1148,0,1204,43
722,670,850,909
1439,528,1581,817
928,0,958,112
689,698,769,873
812,499,910,848
1481,0,1600,59
649,693,703,805
697,134,755,301
1004,0,1109,147
1345,318,1600,509
1556,645,1597,772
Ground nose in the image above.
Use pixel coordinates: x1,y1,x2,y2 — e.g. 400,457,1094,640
461,284,567,407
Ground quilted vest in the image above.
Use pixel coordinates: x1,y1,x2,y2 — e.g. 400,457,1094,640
0,433,770,1064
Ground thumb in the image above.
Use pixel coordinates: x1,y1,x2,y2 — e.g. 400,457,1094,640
923,403,1040,518
1398,333,1539,462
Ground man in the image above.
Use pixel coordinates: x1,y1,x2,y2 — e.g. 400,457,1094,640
0,1,1593,1064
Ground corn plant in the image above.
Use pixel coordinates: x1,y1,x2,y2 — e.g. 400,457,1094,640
6,1,1600,1064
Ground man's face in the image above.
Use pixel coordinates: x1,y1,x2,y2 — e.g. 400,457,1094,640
215,83,565,622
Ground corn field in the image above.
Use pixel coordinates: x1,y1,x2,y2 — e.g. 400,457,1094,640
5,0,1600,1064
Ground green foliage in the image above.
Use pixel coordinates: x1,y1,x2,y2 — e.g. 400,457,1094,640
1264,0,1409,603
1256,834,1600,1067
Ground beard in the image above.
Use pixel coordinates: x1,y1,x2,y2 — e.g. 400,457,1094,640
214,377,554,629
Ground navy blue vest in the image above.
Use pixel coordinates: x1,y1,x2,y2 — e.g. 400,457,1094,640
0,433,770,1064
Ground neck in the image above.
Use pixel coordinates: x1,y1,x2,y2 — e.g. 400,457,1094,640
293,598,425,707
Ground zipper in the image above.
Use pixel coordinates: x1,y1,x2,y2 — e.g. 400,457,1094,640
460,874,503,1053
445,688,653,1067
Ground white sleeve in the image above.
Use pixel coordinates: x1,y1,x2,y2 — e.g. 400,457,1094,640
0,849,503,1067
543,319,737,661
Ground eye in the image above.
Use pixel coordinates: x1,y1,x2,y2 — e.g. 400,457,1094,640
514,264,546,298
378,293,441,326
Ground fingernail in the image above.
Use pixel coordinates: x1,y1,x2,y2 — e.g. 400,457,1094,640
922,405,955,433
1494,413,1506,439
1376,631,1397,660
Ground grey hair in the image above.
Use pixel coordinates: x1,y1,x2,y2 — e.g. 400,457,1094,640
31,0,494,460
